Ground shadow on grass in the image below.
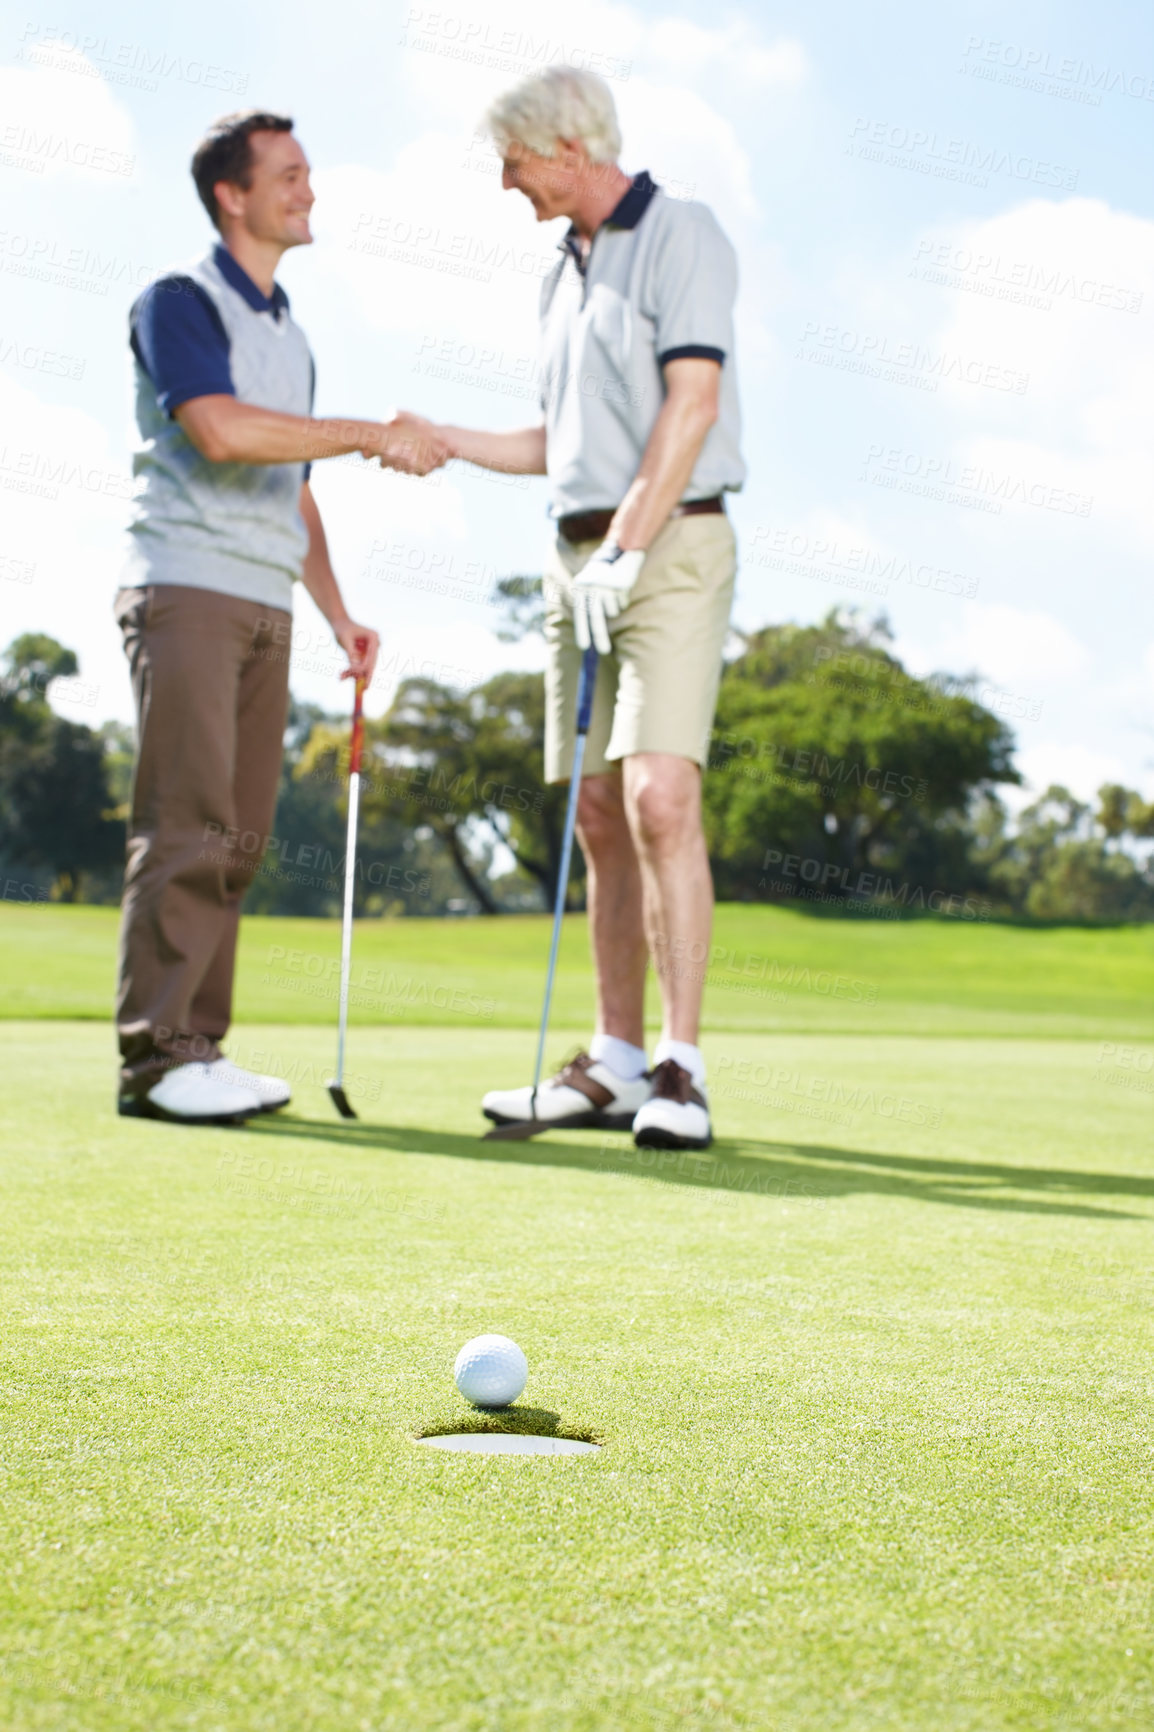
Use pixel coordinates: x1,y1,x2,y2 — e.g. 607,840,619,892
247,1115,1147,1220
415,1407,601,1444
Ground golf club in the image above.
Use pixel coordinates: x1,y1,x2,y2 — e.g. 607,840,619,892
485,644,598,1141
327,637,368,1119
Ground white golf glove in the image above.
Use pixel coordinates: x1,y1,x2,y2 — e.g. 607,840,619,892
571,541,646,655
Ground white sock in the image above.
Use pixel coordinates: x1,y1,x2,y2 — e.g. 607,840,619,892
652,1038,706,1088
589,1033,648,1080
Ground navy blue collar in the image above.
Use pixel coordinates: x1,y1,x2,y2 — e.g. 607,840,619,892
213,243,290,316
561,171,659,272
607,169,658,231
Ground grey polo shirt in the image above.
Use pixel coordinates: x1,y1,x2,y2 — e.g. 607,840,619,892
539,171,745,519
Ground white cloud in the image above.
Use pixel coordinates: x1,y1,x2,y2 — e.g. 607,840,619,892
308,453,469,559
0,372,134,720
952,603,1089,685
0,370,132,549
300,453,546,719
398,0,644,122
647,21,806,85
925,198,1154,551
615,79,758,228
395,0,803,127
1014,742,1128,804
893,603,1089,694
370,0,766,253
286,593,540,719
0,45,136,182
309,146,560,355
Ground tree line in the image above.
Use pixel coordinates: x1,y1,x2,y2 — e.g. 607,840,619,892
2,606,1152,923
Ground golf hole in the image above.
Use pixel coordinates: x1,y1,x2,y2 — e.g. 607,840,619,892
416,1411,602,1456
419,1433,600,1456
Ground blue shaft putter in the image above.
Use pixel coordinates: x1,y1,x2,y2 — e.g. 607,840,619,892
484,646,598,1140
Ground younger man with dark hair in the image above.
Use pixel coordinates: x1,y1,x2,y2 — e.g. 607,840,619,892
115,109,445,1123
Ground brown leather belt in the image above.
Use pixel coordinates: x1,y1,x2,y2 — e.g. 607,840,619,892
557,495,725,545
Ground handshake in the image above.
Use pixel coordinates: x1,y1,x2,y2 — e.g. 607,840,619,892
361,411,454,478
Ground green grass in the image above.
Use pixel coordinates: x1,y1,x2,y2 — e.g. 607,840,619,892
2,908,1153,1729
2,901,1152,1037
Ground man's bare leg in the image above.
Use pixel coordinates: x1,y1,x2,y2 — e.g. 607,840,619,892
621,752,711,1045
575,771,648,1049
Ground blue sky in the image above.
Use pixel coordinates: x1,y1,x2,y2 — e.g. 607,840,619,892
2,0,1152,803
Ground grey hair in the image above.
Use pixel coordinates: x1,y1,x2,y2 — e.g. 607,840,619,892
483,66,622,163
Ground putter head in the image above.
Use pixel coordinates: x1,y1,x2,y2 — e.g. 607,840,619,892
327,1081,357,1120
482,1119,549,1141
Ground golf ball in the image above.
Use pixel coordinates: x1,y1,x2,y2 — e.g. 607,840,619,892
454,1334,528,1408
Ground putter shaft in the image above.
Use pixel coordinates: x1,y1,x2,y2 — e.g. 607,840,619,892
329,650,367,1120
499,646,598,1137
333,765,360,1095
529,729,588,1111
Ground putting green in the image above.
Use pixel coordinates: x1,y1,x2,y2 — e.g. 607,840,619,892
2,1006,1152,1729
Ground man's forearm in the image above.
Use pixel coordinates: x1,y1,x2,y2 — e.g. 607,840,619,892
439,423,547,475
298,483,380,683
175,396,443,472
176,396,385,465
610,391,718,551
300,532,351,630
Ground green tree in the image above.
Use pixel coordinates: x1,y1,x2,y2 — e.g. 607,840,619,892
243,697,440,918
98,720,136,818
978,786,1154,922
312,670,574,915
0,635,123,901
0,633,78,711
493,575,547,643
1097,783,1154,841
703,611,1019,904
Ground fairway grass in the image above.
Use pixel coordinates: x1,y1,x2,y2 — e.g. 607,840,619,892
2,999,1153,1728
2,902,1153,1039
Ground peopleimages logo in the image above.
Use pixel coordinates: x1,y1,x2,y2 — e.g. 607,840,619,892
745,525,978,601
711,734,928,802
0,124,135,177
795,321,1029,394
847,117,1078,190
760,850,991,919
910,238,1144,315
1094,1042,1154,1096
398,10,632,82
714,1056,943,1128
348,213,555,286
18,24,250,94
652,932,879,1003
860,444,1093,518
959,36,1154,103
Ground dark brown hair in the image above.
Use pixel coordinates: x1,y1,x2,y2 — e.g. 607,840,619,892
192,110,294,230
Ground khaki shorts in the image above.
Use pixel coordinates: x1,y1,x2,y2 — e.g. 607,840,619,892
543,512,737,783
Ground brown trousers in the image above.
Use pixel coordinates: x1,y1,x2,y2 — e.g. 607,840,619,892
114,584,290,1089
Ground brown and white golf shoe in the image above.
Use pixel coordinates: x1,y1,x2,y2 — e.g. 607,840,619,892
482,1051,651,1133
631,1058,712,1151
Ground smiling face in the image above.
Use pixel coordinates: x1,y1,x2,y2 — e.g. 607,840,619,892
215,129,315,249
500,137,589,222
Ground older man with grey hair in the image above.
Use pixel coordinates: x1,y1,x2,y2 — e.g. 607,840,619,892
435,66,745,1149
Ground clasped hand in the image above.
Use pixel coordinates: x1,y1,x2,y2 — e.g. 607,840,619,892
362,411,451,477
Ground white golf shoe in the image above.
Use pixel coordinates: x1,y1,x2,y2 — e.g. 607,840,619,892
632,1058,712,1151
483,1051,652,1132
118,1060,264,1124
209,1057,292,1112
